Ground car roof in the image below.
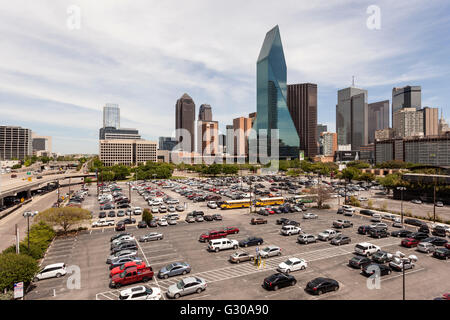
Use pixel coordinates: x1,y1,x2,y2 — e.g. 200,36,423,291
43,263,65,269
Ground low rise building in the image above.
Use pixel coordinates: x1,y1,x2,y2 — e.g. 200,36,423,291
99,139,157,167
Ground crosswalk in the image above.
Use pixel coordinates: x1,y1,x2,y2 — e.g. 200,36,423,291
95,237,399,299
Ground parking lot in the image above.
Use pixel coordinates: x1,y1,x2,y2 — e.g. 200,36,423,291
26,177,449,300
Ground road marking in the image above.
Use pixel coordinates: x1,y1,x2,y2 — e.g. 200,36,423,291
188,294,210,300
380,267,426,282
136,237,165,300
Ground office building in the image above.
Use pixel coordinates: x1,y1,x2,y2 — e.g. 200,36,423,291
99,127,141,140
233,117,252,156
197,121,219,155
219,134,226,153
225,125,234,155
422,107,439,136
392,86,421,120
31,133,52,156
360,144,375,163
375,128,394,141
99,139,157,167
336,87,368,151
198,104,212,121
287,83,318,158
158,137,178,151
393,108,424,138
252,25,300,159
0,126,33,160
320,132,337,156
317,124,328,141
439,110,450,135
368,100,389,143
103,104,120,128
175,93,196,152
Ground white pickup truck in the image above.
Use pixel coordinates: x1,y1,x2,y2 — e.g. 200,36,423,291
92,219,115,228
318,229,341,241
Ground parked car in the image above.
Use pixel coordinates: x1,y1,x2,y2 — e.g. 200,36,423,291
371,250,394,263
198,230,227,242
331,235,351,246
433,248,450,260
111,232,132,242
195,216,204,222
259,245,282,258
139,232,163,242
369,229,389,239
185,216,195,223
348,256,372,269
421,237,448,247
417,242,436,253
158,262,191,279
33,263,67,281
229,251,255,263
332,220,353,229
391,229,413,238
204,215,214,221
404,218,425,227
158,218,168,226
281,225,301,236
110,261,147,278
166,276,207,299
432,226,448,237
389,257,416,271
109,266,154,288
358,225,372,235
297,234,317,244
262,273,297,291
411,232,429,241
277,258,307,274
411,199,422,204
303,212,318,219
212,214,222,221
115,222,126,232
318,229,341,241
305,277,339,295
401,238,420,248
106,250,138,264
239,236,264,247
251,217,268,225
222,226,239,235
118,285,162,300
137,221,147,228
354,242,380,256
208,238,239,252
361,263,392,277
111,242,137,254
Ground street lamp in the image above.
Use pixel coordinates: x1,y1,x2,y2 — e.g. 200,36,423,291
23,211,37,251
397,187,406,227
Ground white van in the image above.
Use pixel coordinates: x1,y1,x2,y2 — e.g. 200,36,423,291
281,225,302,236
343,207,355,217
33,263,67,281
208,238,239,252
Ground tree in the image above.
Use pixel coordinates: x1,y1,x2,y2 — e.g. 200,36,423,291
358,172,375,183
347,160,371,169
310,185,332,209
111,165,130,180
0,253,39,291
142,209,153,225
36,207,92,234
376,172,404,194
341,167,361,182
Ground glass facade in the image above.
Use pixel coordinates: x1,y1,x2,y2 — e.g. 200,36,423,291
103,104,120,128
253,26,299,159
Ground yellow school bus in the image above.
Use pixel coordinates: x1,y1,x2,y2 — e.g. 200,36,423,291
255,197,284,207
220,199,251,209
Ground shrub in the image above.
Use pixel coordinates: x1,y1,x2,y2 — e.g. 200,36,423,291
142,209,153,225
0,253,39,292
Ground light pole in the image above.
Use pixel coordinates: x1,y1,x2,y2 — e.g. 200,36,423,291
397,187,406,227
23,211,37,252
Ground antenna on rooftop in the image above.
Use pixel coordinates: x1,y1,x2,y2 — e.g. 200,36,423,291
352,76,355,87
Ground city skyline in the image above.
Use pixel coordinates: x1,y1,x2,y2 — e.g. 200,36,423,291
1,1,450,154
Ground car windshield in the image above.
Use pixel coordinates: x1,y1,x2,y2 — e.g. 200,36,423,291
262,247,270,252
176,280,185,289
119,271,127,278
284,259,293,265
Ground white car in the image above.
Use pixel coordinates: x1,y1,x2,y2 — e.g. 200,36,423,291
207,201,217,209
277,258,307,274
303,212,318,219
151,207,159,214
92,219,114,227
112,235,135,246
281,225,301,236
208,238,239,252
370,223,388,230
134,207,143,215
119,286,162,300
358,197,368,201
259,245,282,258
33,263,67,281
354,242,381,256
158,219,168,226
318,229,341,241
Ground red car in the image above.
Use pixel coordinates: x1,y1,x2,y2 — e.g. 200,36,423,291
401,238,420,248
110,261,147,278
445,243,450,250
222,227,240,235
110,266,154,288
199,230,227,242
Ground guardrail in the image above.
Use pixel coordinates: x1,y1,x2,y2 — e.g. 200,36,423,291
0,199,32,221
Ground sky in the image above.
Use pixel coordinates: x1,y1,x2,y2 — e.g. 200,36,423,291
1,0,450,154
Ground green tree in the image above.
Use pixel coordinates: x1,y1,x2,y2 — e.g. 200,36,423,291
142,209,153,225
36,207,92,234
0,253,39,291
358,172,375,182
341,167,361,182
111,165,130,180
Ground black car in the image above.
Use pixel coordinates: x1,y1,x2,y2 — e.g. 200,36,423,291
148,220,158,228
371,251,394,263
358,225,372,235
348,256,372,269
262,273,296,291
115,222,125,232
192,211,205,217
274,208,282,214
391,229,413,238
433,248,449,260
108,211,116,218
305,277,339,295
432,226,447,237
239,237,263,247
361,263,392,277
110,232,131,242
421,237,448,246
99,211,107,218
369,229,389,239
120,218,136,225
283,220,300,227
117,203,130,209
411,232,429,241
360,209,374,216
110,242,137,254
336,208,344,214
418,225,430,234
204,215,214,221
138,221,147,228
276,218,290,225
404,218,425,227
212,214,222,221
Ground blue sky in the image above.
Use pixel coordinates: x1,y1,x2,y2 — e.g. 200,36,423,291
1,0,450,154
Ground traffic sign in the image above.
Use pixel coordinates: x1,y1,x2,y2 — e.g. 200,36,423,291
28,177,32,182
14,282,24,299
27,171,31,175
20,198,24,203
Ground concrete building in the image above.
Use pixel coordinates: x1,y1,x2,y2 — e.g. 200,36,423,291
175,93,196,152
103,104,120,128
99,127,141,140
336,87,368,151
368,100,389,144
360,144,375,163
393,108,424,138
317,124,327,141
422,107,439,136
158,137,178,151
320,132,337,156
99,139,157,167
197,120,219,156
233,117,252,157
0,126,33,160
219,134,226,154
287,83,318,158
31,133,52,155
439,110,450,135
198,104,212,121
392,86,421,121
157,150,170,163
375,128,395,141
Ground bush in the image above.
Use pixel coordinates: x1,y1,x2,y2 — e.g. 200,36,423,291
142,209,153,225
0,253,39,292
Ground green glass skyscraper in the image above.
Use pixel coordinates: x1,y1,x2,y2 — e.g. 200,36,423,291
253,25,300,160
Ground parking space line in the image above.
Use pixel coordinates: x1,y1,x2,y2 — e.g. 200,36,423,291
135,238,165,300
189,294,210,300
380,267,426,282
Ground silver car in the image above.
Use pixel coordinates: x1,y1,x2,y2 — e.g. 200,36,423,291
106,250,138,264
166,276,207,299
417,242,435,253
139,232,163,242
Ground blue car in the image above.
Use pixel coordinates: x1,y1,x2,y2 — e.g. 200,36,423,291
158,262,191,279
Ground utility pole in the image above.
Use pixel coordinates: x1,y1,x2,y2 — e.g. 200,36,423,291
433,179,436,223
397,187,406,226
57,179,60,208
15,224,19,254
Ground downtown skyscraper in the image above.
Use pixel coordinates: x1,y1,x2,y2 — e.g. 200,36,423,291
103,103,120,128
253,25,299,160
175,93,196,152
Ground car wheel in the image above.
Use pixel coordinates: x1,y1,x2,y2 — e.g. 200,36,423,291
215,248,219,252
33,277,39,282
291,280,297,286
233,245,238,249
273,285,278,291
285,269,290,274
164,274,169,279
142,277,149,282
245,244,248,248
174,293,180,299
278,252,281,256
334,286,339,291
182,270,187,275
318,290,323,295
258,242,261,245
115,283,121,288
196,288,202,294
56,273,62,278
236,259,240,264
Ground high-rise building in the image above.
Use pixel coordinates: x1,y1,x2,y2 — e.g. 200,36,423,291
219,134,226,154
31,133,52,156
198,104,212,121
375,128,394,141
158,137,178,151
317,124,328,141
99,127,141,140
233,117,252,156
225,125,234,155
368,100,389,143
253,25,300,159
392,86,421,120
0,126,33,160
439,110,450,135
287,83,318,158
175,93,196,152
197,121,219,155
99,139,157,166
336,87,368,151
103,104,120,128
320,132,337,156
393,108,424,138
422,107,439,136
